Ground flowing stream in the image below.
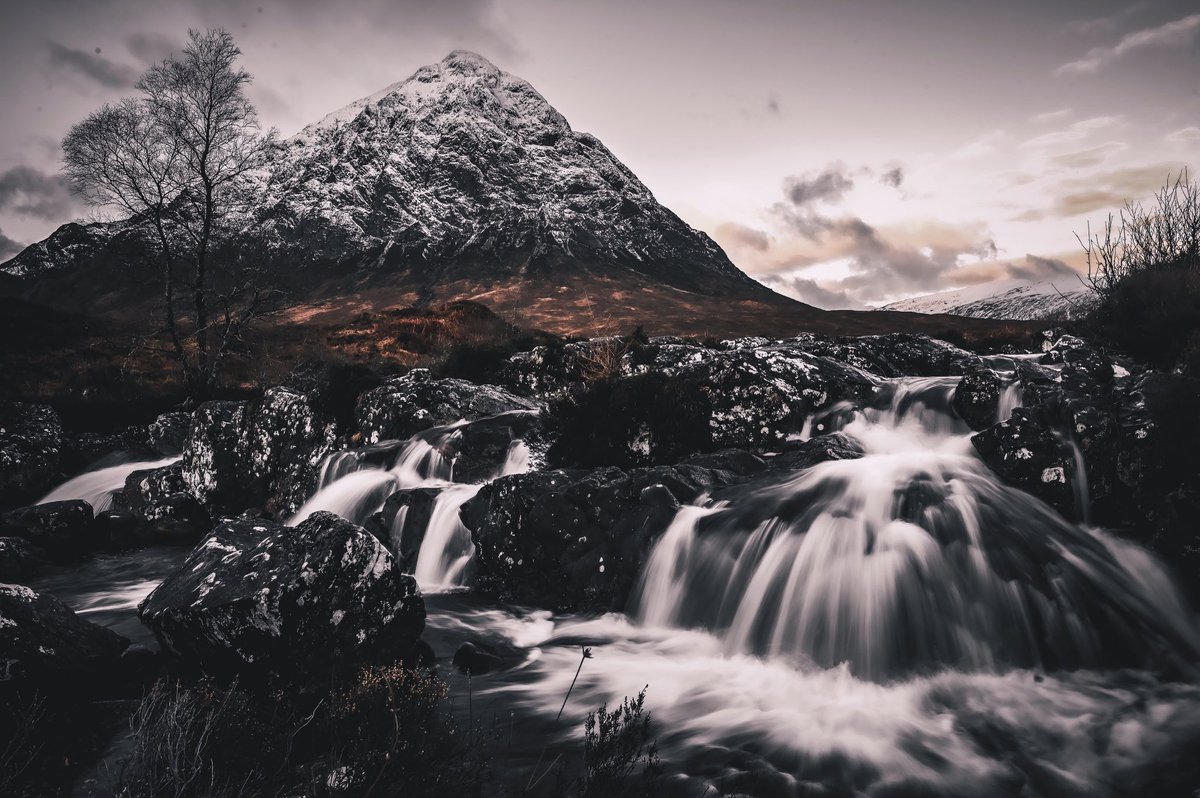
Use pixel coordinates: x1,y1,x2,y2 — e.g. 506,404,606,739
30,380,1200,795
36,456,181,512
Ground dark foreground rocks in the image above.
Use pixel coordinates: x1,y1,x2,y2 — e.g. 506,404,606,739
461,464,745,611
0,582,128,689
0,500,95,558
0,402,65,507
139,512,424,679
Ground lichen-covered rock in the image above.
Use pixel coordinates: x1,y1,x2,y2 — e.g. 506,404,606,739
0,536,46,582
971,408,1077,517
953,363,1003,431
120,463,211,544
147,412,192,454
460,464,742,611
181,388,338,516
0,402,65,508
0,582,128,687
356,369,539,445
769,433,865,472
0,500,96,558
364,487,444,572
138,513,424,678
787,333,980,378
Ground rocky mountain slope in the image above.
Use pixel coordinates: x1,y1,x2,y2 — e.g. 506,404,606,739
881,278,1097,321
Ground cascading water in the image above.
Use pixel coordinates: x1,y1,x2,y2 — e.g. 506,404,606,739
37,455,181,512
289,420,533,589
629,377,1199,680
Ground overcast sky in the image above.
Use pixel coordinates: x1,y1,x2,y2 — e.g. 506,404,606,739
1,0,1197,307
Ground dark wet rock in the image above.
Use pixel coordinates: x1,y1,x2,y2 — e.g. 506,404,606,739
971,408,1077,517
0,583,127,688
139,512,424,678
1060,345,1115,397
461,464,740,611
441,410,543,483
120,463,211,543
679,449,767,476
147,412,192,454
181,388,338,516
356,369,539,444
0,500,96,558
364,487,443,572
789,332,980,378
769,433,865,472
92,509,145,549
0,536,47,581
953,362,1003,431
452,640,523,676
0,401,65,508
282,359,386,432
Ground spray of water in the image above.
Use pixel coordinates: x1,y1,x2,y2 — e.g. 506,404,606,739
37,456,181,512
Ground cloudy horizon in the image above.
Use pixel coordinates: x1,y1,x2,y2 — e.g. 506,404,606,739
1,0,1197,308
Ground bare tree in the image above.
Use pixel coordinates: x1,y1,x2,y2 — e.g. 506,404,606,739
63,29,278,396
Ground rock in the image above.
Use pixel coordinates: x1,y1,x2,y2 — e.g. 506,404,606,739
147,412,192,454
356,369,539,444
452,640,523,676
139,513,425,678
120,463,211,543
679,449,767,476
461,464,741,611
0,500,96,558
769,433,865,472
0,402,64,508
443,411,543,483
0,536,47,581
971,408,1077,518
0,583,128,688
953,363,1003,431
181,388,338,516
364,487,444,572
789,333,980,378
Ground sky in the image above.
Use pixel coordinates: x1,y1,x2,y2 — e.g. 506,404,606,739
0,0,1197,308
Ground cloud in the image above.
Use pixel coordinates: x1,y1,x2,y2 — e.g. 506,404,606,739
1165,126,1200,144
714,222,770,252
945,253,1082,286
1021,116,1120,148
1066,2,1152,37
1018,162,1185,219
0,228,23,260
783,165,855,207
880,166,904,188
1047,141,1127,169
950,130,1006,161
0,166,79,220
760,274,863,310
766,96,781,115
46,41,140,88
1032,108,1073,124
1010,254,1076,281
1057,13,1200,76
125,32,179,64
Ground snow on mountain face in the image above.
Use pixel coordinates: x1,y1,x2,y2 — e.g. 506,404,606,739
2,51,761,302
880,278,1097,321
254,50,756,294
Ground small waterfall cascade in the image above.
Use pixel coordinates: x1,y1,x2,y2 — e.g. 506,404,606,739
290,421,532,589
630,376,1199,680
37,456,181,512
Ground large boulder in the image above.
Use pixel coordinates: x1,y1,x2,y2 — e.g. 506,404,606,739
788,332,981,378
119,463,211,544
364,487,444,572
139,513,425,678
953,362,1003,431
0,583,128,689
0,536,46,582
461,464,743,611
0,402,65,508
180,387,338,516
355,369,539,444
971,408,1079,519
0,500,96,558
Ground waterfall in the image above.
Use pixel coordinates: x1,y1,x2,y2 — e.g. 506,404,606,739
37,456,181,512
289,416,532,589
997,380,1022,422
630,377,1199,680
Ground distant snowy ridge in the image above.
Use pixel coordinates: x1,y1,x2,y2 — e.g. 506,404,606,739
880,278,1097,321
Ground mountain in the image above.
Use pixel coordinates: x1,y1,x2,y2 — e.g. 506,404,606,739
880,278,1097,322
1,51,1024,338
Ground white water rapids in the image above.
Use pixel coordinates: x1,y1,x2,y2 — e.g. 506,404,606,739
32,377,1200,795
36,455,181,512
